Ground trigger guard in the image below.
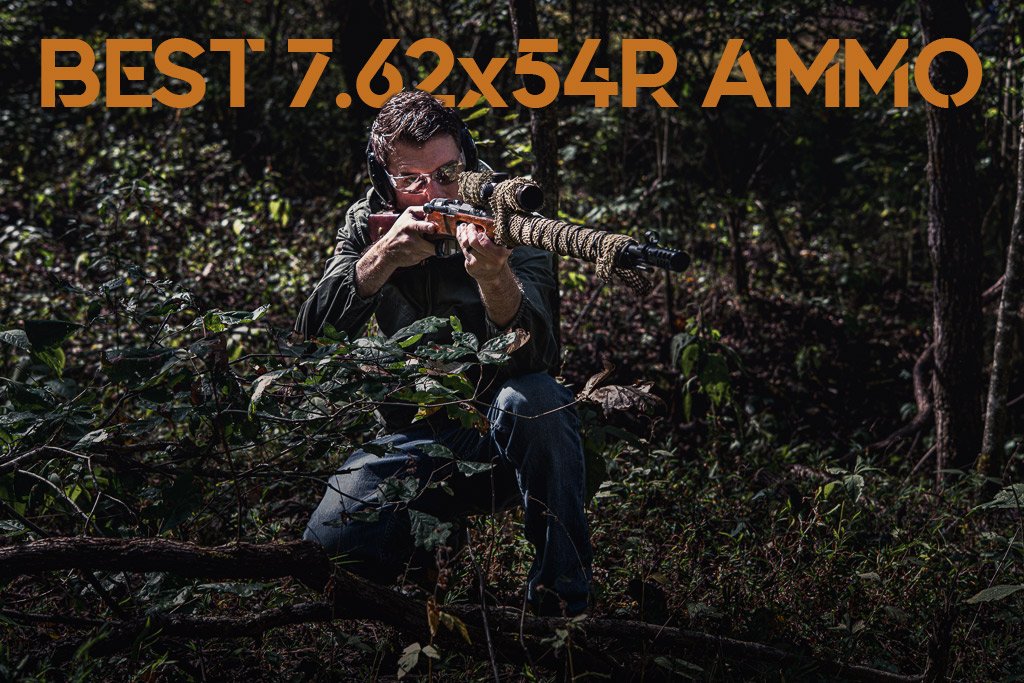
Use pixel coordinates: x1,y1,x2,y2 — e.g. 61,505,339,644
434,238,459,258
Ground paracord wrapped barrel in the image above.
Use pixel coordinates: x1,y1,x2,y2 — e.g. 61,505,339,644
458,171,652,295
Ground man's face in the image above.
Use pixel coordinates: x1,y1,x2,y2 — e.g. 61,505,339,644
388,134,462,211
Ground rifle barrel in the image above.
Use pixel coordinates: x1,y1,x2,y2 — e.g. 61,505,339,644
617,242,690,272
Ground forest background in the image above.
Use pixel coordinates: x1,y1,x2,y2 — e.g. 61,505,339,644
2,0,1024,680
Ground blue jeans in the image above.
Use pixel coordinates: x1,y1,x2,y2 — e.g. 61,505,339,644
303,372,592,615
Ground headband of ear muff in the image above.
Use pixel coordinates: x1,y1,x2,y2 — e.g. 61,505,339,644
366,123,478,207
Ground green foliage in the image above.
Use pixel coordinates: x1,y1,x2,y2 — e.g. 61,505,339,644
966,584,1024,604
408,511,455,553
0,320,81,378
671,318,740,421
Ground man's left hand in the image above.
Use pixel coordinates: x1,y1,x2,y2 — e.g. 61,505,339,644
457,222,512,283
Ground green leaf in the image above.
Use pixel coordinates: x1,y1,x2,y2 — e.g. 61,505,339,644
0,520,27,537
419,344,476,362
98,277,126,294
452,330,479,351
439,611,472,644
446,402,488,432
75,429,111,450
353,336,406,363
440,373,475,399
699,353,731,406
397,643,421,679
202,305,269,333
24,319,82,350
398,333,423,348
419,443,455,460
478,331,516,364
463,104,490,120
269,199,290,226
250,369,288,415
844,474,865,503
680,343,700,378
377,476,419,504
409,510,454,552
347,510,380,524
390,316,448,344
144,291,193,317
0,411,39,428
31,346,66,378
321,322,346,342
413,376,449,397
1,380,56,411
980,484,1024,510
0,329,31,351
965,585,1024,604
455,461,494,476
669,332,696,368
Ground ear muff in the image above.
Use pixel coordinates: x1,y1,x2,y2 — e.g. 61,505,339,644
459,124,478,173
366,142,396,207
367,122,479,207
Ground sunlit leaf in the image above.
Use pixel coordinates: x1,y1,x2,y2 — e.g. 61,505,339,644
455,461,494,476
390,316,448,344
965,585,1024,604
980,484,1024,510
0,329,31,351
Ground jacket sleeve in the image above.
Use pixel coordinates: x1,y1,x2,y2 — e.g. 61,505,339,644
485,246,562,376
295,196,381,339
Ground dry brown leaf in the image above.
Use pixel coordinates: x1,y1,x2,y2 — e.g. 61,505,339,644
581,360,615,399
426,597,440,638
506,328,531,354
588,380,664,416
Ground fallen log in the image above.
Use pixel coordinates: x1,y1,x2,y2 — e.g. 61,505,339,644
0,537,926,681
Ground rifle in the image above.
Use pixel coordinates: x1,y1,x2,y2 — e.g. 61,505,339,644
368,172,690,294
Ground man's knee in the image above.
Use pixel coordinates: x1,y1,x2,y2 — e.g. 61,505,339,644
490,374,581,468
493,372,575,421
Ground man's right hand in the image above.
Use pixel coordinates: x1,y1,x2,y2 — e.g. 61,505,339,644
355,206,436,297
378,206,439,268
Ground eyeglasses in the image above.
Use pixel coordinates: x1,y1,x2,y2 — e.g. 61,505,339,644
386,157,464,194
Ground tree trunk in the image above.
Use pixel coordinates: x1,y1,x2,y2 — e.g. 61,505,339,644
0,537,332,589
916,0,984,480
981,117,1024,478
508,0,562,352
334,0,389,135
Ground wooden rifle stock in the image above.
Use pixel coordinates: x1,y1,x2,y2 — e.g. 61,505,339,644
368,200,494,258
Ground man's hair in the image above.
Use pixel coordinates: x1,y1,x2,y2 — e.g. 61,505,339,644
369,90,463,170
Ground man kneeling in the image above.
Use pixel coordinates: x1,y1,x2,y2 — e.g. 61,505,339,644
295,90,592,616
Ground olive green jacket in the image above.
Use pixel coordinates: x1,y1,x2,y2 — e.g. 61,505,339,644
295,190,561,421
